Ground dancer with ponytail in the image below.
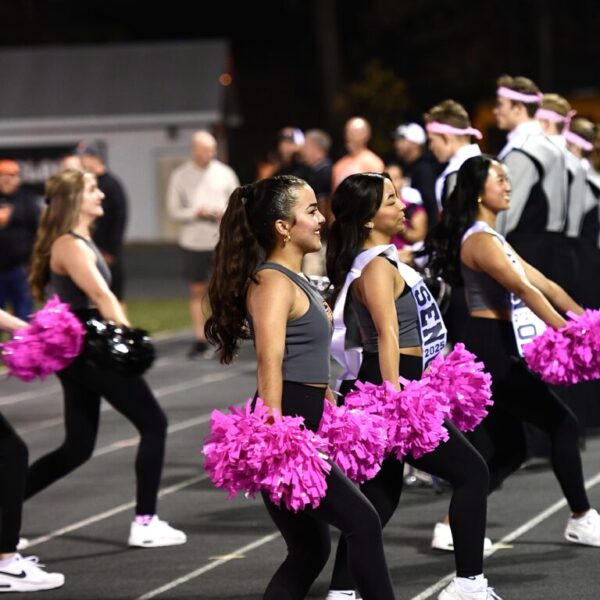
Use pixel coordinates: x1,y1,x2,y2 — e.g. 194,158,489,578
325,172,499,600
425,155,600,548
26,169,186,547
205,175,395,600
0,309,64,592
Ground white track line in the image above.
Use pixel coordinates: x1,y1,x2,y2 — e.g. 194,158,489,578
25,473,209,549
136,533,281,600
408,470,600,600
135,469,600,600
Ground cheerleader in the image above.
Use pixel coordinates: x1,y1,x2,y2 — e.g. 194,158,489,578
205,175,395,600
0,309,64,592
324,173,499,600
425,155,600,548
26,170,186,547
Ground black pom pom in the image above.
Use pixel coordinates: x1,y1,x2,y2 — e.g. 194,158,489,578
82,318,155,376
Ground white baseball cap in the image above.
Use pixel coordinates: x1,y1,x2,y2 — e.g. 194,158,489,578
393,123,426,145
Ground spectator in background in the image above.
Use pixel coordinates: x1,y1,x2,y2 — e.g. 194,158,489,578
386,163,427,264
167,131,239,358
300,129,334,277
393,122,440,228
332,117,384,190
273,127,310,179
60,153,83,171
77,140,129,302
0,160,41,321
301,129,333,218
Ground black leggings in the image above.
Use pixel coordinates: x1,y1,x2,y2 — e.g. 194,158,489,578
0,413,28,552
463,318,590,513
25,356,168,515
331,354,488,590
260,382,395,600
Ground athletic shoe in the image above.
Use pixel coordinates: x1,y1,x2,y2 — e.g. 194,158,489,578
128,516,187,548
187,341,210,359
431,522,493,552
438,578,502,599
0,554,64,593
564,508,600,547
325,592,359,600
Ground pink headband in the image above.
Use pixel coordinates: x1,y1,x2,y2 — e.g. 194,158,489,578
426,121,483,140
563,130,594,152
497,86,543,104
535,108,577,126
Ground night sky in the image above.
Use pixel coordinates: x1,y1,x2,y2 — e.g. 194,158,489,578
1,0,599,180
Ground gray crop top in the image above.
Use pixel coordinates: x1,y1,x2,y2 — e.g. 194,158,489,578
49,231,112,310
250,262,332,384
460,262,510,312
350,255,421,352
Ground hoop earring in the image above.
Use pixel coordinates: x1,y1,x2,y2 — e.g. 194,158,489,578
283,233,291,244
364,222,374,229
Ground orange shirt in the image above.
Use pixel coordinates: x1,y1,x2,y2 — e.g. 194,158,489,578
331,149,385,190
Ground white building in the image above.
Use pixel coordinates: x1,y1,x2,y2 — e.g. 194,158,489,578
0,40,233,242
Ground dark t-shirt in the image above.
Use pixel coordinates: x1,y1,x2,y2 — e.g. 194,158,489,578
404,152,441,227
307,158,333,199
93,171,128,257
0,189,41,270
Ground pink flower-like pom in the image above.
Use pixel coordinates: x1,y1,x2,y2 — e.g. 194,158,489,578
424,343,493,432
202,398,331,512
317,401,387,483
345,379,449,461
523,309,600,385
1,296,85,381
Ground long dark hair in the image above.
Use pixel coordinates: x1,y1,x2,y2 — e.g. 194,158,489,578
205,175,306,364
423,154,496,286
326,172,390,305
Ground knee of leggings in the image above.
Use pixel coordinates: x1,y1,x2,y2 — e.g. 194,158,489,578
11,435,29,468
289,535,331,572
350,501,383,542
453,450,489,493
62,441,96,469
555,411,581,442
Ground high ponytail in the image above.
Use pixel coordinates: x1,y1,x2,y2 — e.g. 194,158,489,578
326,172,389,306
205,175,306,364
423,154,495,286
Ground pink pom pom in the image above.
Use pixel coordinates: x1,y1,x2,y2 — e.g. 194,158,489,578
317,401,387,483
523,309,600,385
345,379,449,461
202,399,331,511
424,343,493,432
1,296,85,381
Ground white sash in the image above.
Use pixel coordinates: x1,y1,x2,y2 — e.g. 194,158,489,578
462,222,546,356
331,245,447,389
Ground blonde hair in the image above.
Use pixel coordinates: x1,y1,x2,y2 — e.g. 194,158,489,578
29,169,87,301
540,93,572,132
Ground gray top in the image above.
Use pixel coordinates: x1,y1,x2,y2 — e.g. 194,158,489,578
49,232,111,310
350,254,421,351
498,134,567,236
460,262,510,312
250,262,331,384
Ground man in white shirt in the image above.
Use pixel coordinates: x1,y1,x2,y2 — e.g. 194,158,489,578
167,131,239,358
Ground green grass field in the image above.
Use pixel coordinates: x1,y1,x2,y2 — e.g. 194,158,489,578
126,298,191,335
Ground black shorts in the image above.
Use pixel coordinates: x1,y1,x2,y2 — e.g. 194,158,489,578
182,249,214,283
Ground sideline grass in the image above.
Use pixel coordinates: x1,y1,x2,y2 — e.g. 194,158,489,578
126,298,190,334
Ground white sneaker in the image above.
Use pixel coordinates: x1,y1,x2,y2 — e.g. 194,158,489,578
128,516,187,548
564,508,600,547
325,592,358,600
0,554,64,593
431,522,493,552
438,578,502,599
